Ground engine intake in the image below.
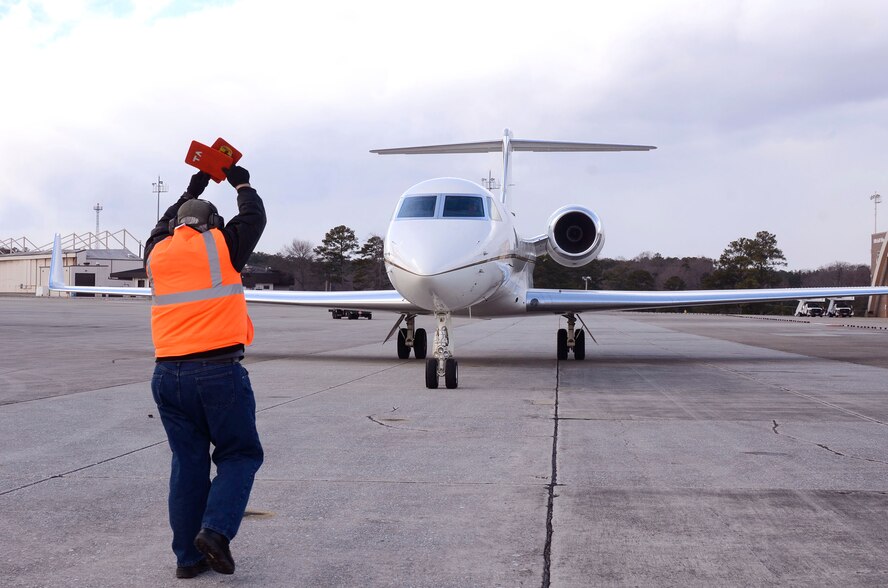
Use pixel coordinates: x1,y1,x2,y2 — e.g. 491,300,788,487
546,205,604,267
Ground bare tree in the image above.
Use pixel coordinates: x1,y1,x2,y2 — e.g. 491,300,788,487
280,239,316,289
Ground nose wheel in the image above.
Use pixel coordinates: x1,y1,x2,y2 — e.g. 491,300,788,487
426,358,458,389
425,312,458,388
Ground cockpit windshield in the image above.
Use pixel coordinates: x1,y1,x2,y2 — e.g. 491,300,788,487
396,194,488,220
442,195,485,218
397,195,438,218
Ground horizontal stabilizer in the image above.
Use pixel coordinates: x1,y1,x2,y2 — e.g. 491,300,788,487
511,140,655,152
371,141,503,155
371,139,656,154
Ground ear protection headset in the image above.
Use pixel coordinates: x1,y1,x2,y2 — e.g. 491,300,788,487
205,203,225,230
169,199,225,233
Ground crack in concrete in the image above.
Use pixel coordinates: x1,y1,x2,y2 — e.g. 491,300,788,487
366,415,431,432
614,324,888,428
3,365,409,497
771,419,888,466
0,439,168,497
258,363,407,414
541,359,561,588
715,367,888,426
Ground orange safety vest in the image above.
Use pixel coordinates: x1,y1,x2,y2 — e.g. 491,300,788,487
147,226,253,357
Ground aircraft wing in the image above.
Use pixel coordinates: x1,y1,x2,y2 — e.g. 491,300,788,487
525,286,888,313
47,235,423,313
242,289,423,312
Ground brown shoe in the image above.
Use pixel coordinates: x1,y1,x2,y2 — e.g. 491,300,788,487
194,528,235,575
176,559,210,579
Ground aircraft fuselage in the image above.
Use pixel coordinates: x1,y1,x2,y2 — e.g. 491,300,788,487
384,177,533,315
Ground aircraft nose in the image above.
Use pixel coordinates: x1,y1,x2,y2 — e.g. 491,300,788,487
386,219,494,277
390,245,455,277
385,221,504,312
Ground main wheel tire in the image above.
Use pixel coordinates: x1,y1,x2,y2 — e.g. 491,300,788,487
574,329,586,360
397,328,410,359
444,358,459,389
414,328,428,359
425,358,439,389
557,328,568,360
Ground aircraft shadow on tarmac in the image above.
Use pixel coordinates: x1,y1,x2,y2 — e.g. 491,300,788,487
242,351,810,367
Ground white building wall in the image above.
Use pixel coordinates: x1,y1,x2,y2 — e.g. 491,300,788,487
0,254,51,293
1,249,144,295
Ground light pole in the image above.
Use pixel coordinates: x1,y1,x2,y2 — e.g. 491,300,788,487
93,203,103,249
582,276,592,290
871,192,882,234
152,176,168,222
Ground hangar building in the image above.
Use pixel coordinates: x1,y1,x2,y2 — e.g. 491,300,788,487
0,231,144,296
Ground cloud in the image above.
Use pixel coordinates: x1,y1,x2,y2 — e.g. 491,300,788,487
2,0,888,269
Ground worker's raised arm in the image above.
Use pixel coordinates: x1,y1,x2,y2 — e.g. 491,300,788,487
219,165,267,272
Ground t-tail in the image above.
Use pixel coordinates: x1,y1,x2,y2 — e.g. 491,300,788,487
371,128,656,205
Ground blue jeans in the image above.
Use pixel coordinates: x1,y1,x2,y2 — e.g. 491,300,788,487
151,361,264,567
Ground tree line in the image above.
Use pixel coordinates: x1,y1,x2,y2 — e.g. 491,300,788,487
249,225,387,291
248,227,872,313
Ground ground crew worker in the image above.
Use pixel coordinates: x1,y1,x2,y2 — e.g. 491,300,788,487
145,166,266,579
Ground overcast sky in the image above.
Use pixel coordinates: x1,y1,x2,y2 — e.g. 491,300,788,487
2,0,887,270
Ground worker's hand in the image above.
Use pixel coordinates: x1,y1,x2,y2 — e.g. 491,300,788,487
224,165,250,189
186,171,211,197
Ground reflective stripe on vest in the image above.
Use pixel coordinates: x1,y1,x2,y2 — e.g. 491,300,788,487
203,231,223,287
150,230,238,306
154,283,244,306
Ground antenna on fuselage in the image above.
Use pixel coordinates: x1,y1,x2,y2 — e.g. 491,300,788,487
480,170,501,191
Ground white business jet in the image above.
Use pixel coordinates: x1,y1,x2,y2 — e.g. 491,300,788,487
48,129,888,389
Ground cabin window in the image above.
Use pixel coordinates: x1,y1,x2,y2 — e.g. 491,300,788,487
397,195,438,218
487,196,502,221
442,195,485,218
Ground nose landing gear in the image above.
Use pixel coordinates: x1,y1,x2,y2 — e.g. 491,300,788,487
425,312,458,389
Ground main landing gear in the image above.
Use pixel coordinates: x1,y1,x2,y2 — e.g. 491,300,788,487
425,312,458,389
557,313,587,360
395,314,427,359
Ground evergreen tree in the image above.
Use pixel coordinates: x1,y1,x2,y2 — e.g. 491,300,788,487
354,235,389,290
313,225,358,288
663,275,686,290
705,230,786,289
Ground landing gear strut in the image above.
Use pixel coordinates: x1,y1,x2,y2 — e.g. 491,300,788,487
557,313,587,360
425,311,458,389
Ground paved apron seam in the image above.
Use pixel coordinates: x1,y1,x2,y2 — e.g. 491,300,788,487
541,359,560,588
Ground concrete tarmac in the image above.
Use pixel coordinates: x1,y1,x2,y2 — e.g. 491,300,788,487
1,296,887,587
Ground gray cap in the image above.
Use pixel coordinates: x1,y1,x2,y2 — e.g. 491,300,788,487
176,199,217,232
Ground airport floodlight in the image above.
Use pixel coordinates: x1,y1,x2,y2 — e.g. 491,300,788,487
582,276,592,290
152,176,169,222
871,192,882,234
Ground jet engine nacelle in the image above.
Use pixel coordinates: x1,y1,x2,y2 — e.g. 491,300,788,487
545,205,605,267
